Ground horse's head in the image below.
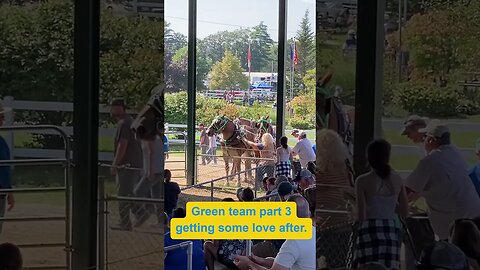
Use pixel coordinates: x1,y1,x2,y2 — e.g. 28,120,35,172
131,85,164,141
256,116,272,134
206,115,230,137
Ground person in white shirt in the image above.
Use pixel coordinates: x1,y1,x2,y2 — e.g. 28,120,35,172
292,132,316,169
207,134,217,165
233,194,315,270
400,115,428,269
406,120,480,240
401,115,428,158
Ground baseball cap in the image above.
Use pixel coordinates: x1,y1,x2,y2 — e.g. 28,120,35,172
290,129,299,135
277,181,294,196
110,98,129,109
294,169,313,182
418,241,469,270
401,115,427,135
418,119,450,138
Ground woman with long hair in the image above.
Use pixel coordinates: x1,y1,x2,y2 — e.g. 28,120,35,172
316,129,353,228
352,139,408,269
275,136,293,178
450,219,480,270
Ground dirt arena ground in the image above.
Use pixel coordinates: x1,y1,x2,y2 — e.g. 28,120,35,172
165,154,266,206
0,200,163,270
0,154,259,269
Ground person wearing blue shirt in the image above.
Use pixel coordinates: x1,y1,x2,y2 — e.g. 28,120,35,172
164,208,205,270
0,104,15,234
468,138,480,197
163,133,169,160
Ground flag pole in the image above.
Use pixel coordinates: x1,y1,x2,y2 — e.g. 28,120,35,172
248,40,251,98
291,39,295,100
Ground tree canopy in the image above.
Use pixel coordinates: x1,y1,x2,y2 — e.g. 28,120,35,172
209,51,248,90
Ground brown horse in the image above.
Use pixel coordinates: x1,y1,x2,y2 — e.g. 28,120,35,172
206,115,255,186
254,115,275,142
236,116,275,142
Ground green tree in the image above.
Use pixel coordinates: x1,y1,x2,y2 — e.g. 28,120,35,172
295,10,315,85
0,0,163,147
209,51,248,90
168,46,211,91
303,69,316,95
250,22,274,72
200,29,250,69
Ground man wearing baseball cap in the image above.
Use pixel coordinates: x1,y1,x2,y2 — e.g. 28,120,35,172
294,169,315,193
401,115,428,157
405,120,480,240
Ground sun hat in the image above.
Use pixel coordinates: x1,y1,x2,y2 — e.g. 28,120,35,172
401,115,428,135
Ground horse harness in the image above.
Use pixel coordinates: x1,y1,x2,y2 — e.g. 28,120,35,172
212,116,248,149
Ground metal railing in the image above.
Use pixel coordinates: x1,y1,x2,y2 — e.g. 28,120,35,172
181,166,264,201
0,125,71,269
165,131,187,178
165,241,193,270
253,191,281,201
98,173,164,270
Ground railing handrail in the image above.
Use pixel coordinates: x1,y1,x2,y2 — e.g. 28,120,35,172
180,166,262,191
105,195,164,203
253,192,280,201
164,241,193,252
0,158,67,165
165,241,193,270
98,162,143,171
196,154,275,162
0,187,65,193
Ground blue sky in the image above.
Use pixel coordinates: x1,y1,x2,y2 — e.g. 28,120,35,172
165,0,315,41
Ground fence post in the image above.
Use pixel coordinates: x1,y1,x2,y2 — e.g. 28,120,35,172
187,241,193,270
245,240,252,256
210,181,214,201
2,96,14,161
97,176,105,270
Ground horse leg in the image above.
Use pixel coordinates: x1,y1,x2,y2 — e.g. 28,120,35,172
223,148,231,185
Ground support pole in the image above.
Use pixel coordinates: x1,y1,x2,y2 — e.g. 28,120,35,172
276,0,288,144
186,0,197,185
353,0,385,175
72,0,99,268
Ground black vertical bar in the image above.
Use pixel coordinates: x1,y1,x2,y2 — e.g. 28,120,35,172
276,0,287,144
72,0,99,268
186,0,197,186
353,0,385,175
